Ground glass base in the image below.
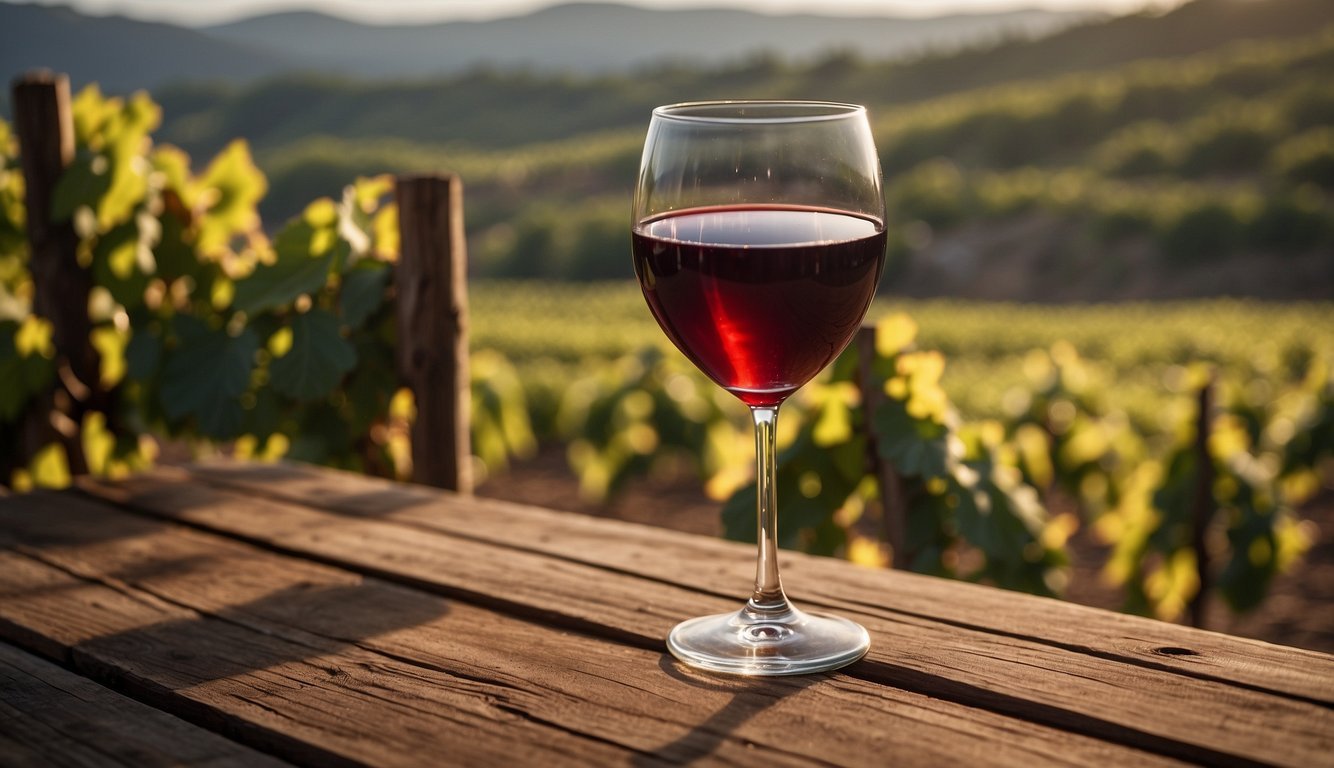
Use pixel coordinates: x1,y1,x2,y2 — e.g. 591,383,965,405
667,602,870,676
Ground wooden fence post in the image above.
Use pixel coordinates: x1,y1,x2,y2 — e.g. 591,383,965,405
12,71,95,476
394,174,471,493
1187,375,1216,629
856,325,911,570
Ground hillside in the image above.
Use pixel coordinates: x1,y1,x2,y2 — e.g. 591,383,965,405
202,3,1096,79
152,0,1333,157
0,1,1091,95
0,2,295,93
123,0,1334,302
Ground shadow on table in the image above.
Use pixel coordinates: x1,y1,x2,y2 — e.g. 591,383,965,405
636,655,821,766
1,492,452,684
76,579,451,684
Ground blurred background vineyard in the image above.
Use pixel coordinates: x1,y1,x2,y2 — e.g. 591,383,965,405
1,0,1331,650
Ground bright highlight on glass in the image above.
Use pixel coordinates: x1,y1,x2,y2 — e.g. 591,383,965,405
633,101,886,675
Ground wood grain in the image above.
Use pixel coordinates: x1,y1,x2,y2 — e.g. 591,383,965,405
0,492,1184,768
10,71,94,476
394,174,471,493
174,459,1334,703
78,465,1334,768
0,642,290,768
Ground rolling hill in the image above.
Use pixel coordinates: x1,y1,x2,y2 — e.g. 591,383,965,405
0,2,295,93
0,1,1094,95
200,3,1095,78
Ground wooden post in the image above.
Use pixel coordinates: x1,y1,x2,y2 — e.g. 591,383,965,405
856,325,911,570
1187,375,1215,629
394,174,471,493
12,71,94,476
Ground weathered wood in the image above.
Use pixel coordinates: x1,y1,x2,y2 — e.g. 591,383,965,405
10,71,95,477
394,174,471,493
78,466,1334,768
1188,376,1216,628
0,642,290,768
855,325,910,569
0,493,1185,768
175,459,1334,705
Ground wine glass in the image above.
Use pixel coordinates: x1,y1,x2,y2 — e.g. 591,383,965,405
632,101,886,675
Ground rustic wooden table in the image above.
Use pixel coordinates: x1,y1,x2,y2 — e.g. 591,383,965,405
1,460,1330,767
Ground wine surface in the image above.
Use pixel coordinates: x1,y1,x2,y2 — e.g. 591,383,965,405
634,205,885,407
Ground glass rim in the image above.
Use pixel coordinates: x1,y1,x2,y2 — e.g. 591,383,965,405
652,100,867,124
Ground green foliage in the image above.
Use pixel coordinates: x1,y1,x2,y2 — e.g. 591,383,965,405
231,217,338,315
465,282,1330,614
1271,127,1334,190
0,318,55,421
268,309,356,401
476,197,630,281
556,348,741,502
0,87,533,489
159,315,258,438
470,349,538,477
1092,367,1321,619
720,314,1067,595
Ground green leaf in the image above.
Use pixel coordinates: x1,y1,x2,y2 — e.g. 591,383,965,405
194,139,267,256
345,338,397,435
0,321,55,423
153,210,208,283
125,326,162,380
339,263,390,329
91,220,152,309
51,152,111,224
269,309,356,401
160,316,257,439
285,401,352,464
874,401,951,478
231,204,347,316
721,481,755,543
240,386,284,443
232,250,333,317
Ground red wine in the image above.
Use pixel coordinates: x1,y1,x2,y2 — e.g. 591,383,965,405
634,205,885,407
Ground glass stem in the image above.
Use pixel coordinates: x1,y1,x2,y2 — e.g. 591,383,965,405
747,405,790,616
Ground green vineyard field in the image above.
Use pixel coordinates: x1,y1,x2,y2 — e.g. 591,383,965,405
471,280,1334,428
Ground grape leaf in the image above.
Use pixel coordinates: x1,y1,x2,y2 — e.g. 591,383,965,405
231,203,348,316
194,139,267,256
0,321,55,422
91,220,151,309
160,316,257,439
231,249,333,317
339,262,390,329
51,151,111,224
269,309,356,401
240,386,283,443
125,326,162,380
285,401,352,464
873,401,951,478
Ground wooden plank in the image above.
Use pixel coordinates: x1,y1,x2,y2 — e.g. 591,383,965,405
80,468,1334,768
175,459,1334,705
0,642,290,768
0,493,1185,768
0,522,623,766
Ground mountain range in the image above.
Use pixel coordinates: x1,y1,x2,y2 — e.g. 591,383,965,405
0,1,1098,94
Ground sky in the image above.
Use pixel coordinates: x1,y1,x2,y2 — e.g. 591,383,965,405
14,0,1189,26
